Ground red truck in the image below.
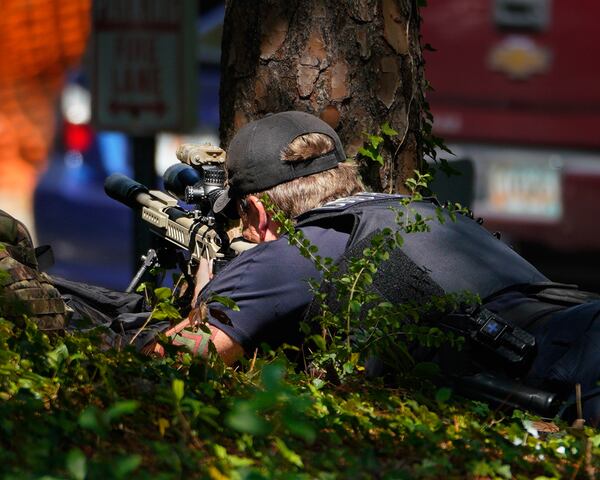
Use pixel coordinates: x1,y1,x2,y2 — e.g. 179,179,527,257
422,0,600,285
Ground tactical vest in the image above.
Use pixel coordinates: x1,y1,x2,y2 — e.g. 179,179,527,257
297,194,600,419
0,210,66,330
296,193,548,306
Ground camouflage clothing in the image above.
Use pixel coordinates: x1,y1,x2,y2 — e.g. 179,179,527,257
0,209,66,330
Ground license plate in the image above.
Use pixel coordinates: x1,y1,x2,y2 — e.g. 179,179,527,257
484,164,562,220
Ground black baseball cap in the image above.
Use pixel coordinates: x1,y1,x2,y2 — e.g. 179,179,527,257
213,111,345,216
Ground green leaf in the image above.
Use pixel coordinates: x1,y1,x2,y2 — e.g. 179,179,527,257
310,334,327,351
104,400,139,424
152,302,182,321
312,378,326,389
471,460,511,480
435,207,446,225
274,437,304,467
348,300,362,315
381,122,399,137
282,412,316,443
226,455,255,468
394,231,404,247
261,363,285,391
435,387,452,404
209,295,240,311
213,444,228,460
114,454,142,478
154,287,173,301
357,146,376,161
226,403,271,436
78,407,106,436
172,379,185,402
495,464,512,479
343,361,355,374
47,343,69,371
368,134,384,149
65,448,86,480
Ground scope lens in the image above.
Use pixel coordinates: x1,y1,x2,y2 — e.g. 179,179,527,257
163,164,202,199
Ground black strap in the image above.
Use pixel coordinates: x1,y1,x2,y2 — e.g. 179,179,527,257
500,299,565,330
488,281,600,306
533,287,600,306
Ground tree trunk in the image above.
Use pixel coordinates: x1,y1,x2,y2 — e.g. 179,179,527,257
219,0,424,193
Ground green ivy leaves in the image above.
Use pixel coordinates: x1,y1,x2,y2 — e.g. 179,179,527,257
226,362,316,444
0,314,597,478
357,122,400,166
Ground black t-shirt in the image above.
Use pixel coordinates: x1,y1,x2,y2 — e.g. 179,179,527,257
199,226,350,352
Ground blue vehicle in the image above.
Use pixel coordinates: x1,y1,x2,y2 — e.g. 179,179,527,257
34,4,224,290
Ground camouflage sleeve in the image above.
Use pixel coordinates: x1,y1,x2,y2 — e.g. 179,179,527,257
0,210,66,331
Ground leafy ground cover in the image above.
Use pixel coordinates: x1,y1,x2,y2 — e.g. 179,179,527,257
1,317,599,479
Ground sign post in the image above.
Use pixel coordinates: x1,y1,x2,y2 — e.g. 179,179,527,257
92,0,197,273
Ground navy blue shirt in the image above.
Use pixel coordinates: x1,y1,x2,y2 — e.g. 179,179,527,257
199,226,350,352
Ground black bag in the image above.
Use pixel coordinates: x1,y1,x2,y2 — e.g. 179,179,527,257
51,276,169,350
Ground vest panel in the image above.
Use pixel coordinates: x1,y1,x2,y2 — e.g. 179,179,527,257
297,193,548,301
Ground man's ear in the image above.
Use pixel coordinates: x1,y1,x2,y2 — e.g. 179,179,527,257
246,195,269,240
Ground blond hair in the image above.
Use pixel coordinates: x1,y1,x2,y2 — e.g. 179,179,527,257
250,133,364,219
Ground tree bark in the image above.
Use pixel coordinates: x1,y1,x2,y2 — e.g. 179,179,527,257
219,0,424,193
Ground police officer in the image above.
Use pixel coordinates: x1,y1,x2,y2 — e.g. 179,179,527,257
153,111,600,425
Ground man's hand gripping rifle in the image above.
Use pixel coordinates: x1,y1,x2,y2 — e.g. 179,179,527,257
104,144,252,303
